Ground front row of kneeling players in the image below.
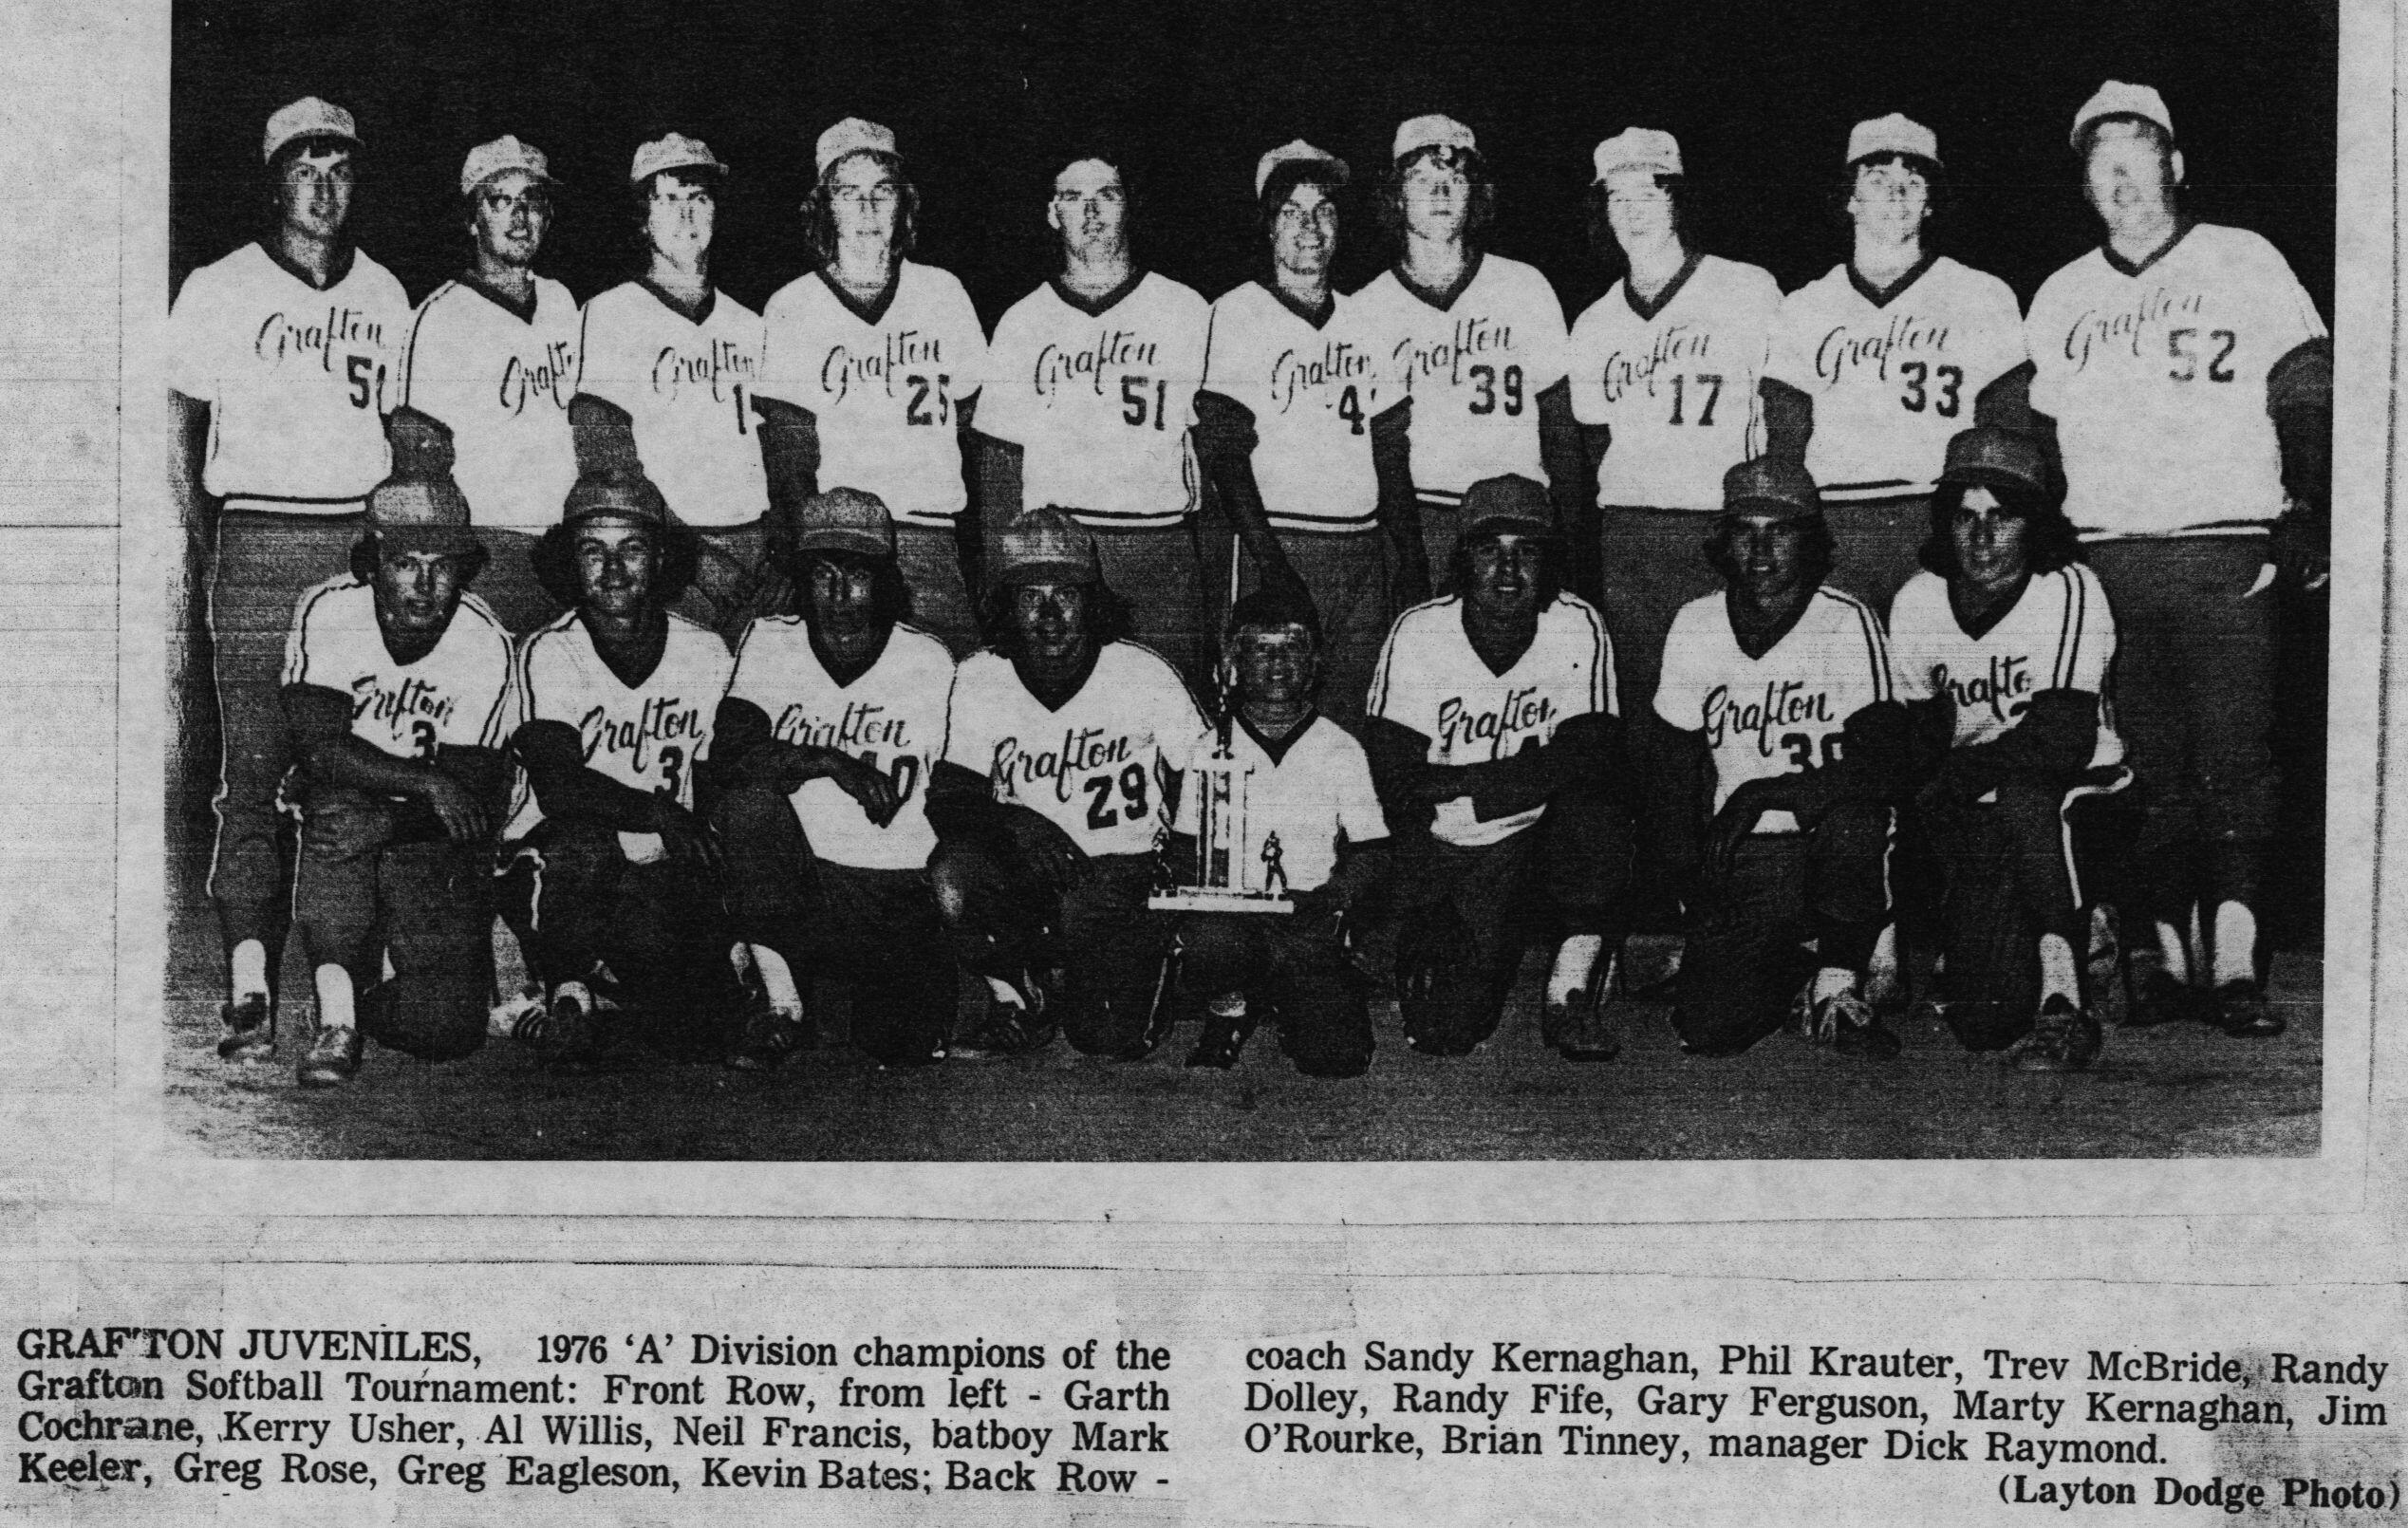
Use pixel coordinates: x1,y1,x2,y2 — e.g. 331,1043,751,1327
249,423,2133,1087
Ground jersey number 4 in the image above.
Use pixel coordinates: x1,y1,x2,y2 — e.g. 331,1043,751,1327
1082,762,1150,829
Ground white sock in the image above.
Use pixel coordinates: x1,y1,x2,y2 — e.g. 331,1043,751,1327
1811,966,1857,1004
2037,933,2080,1005
750,944,803,1016
312,964,355,1034
230,940,269,1000
1546,934,1607,1005
1207,992,1248,1020
2152,920,2193,984
555,979,595,1016
984,976,1026,1010
2212,902,2258,987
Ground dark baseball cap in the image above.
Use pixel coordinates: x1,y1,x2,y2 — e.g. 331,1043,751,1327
1226,581,1322,643
1938,426,2049,500
1463,474,1555,539
1722,457,1821,519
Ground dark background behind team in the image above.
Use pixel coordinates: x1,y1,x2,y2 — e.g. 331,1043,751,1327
166,0,2336,940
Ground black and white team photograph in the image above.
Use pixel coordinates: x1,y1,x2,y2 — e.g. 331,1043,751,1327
163,0,2337,1161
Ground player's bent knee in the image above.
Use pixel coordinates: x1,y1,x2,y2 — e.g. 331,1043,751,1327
359,977,487,1063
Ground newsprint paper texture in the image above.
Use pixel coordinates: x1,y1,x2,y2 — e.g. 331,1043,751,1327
0,0,2401,1522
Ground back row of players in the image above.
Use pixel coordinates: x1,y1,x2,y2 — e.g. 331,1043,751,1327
172,84,2330,1084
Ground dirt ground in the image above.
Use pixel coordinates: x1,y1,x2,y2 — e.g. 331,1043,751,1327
161,852,2321,1163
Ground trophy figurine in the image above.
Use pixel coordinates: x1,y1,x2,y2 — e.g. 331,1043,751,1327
1148,723,1293,915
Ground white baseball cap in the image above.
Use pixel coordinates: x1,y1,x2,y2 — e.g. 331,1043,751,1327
459,135,553,196
1255,139,1349,198
630,132,727,186
1593,126,1682,182
1846,113,1940,167
263,96,359,163
2070,80,2175,150
816,117,898,178
1393,114,1476,162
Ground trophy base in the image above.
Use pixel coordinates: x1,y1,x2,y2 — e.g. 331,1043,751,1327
1148,890,1294,915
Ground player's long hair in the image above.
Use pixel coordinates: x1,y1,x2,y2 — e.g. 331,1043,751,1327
1581,173,1693,275
1703,513,1836,588
786,548,915,630
976,579,1136,659
1447,531,1565,610
1826,152,1951,246
1376,144,1497,252
803,150,920,270
1918,481,2082,578
530,517,702,609
627,165,725,267
347,533,489,589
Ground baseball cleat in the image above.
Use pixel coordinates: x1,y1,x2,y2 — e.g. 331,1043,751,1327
1184,996,1259,1070
1815,989,1903,1059
949,973,1055,1061
2008,994,2103,1072
2209,980,2286,1038
513,988,600,1061
295,1026,363,1089
486,983,545,1040
726,1005,811,1071
2124,969,2209,1028
216,993,276,1063
1545,975,1622,1063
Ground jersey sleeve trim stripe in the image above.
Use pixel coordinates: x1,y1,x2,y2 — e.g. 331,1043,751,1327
278,577,357,688
400,282,453,407
1566,597,1611,716
1827,587,1894,703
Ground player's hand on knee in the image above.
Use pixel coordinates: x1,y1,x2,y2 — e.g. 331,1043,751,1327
420,773,491,843
651,798,719,870
1706,785,1778,882
828,752,903,827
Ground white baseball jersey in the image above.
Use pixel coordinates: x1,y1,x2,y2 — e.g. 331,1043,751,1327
726,617,956,871
1351,253,1569,503
1567,254,1783,512
757,262,988,529
1762,256,2026,502
980,273,1210,529
1200,282,1387,533
282,577,517,759
505,610,735,859
576,281,769,528
943,642,1205,858
1365,593,1615,848
168,243,411,512
1888,564,2123,770
1655,586,1893,829
398,275,581,531
1170,714,1388,893
2026,223,2326,538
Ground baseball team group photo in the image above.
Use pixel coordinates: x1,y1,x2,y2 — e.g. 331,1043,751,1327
160,0,2337,1161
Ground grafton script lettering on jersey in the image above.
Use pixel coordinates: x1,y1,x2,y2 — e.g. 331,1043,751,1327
1435,686,1558,755
775,699,911,753
1704,680,1835,756
650,338,756,402
820,329,946,406
1392,316,1513,390
350,674,456,735
1812,312,1952,385
579,696,703,772
497,341,577,416
1269,341,1372,413
1596,323,1714,404
1934,654,2033,724
992,727,1135,803
254,307,386,370
2061,286,2209,370
1033,329,1160,399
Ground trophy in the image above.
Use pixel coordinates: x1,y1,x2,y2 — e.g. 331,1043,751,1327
1148,718,1293,915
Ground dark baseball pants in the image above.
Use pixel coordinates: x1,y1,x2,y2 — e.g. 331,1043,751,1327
1598,506,1725,918
711,782,954,1064
1672,802,1890,1057
1414,493,1465,596
1216,526,1390,733
1821,494,1932,615
2083,535,2277,920
495,818,745,1060
470,526,565,636
1390,779,1633,1054
928,840,1171,1058
206,509,367,958
1923,775,2136,1051
894,522,980,659
289,784,496,1062
1177,911,1372,1078
1086,521,1206,685
680,518,771,648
